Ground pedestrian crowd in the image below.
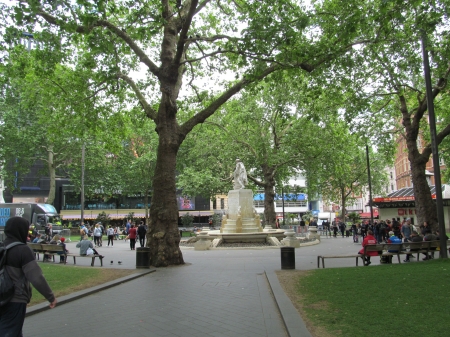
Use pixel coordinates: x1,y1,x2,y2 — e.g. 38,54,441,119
355,217,448,266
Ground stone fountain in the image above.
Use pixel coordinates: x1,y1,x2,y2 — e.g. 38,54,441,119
193,159,286,249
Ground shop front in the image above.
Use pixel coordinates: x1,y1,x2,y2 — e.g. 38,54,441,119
372,186,450,229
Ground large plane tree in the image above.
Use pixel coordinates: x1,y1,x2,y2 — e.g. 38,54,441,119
6,0,380,266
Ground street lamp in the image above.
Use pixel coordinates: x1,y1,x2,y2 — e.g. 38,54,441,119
366,144,374,225
80,143,85,226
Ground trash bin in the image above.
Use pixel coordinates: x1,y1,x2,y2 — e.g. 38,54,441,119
280,247,295,270
346,230,350,237
136,247,151,269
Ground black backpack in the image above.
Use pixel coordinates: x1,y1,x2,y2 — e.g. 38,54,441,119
0,242,25,306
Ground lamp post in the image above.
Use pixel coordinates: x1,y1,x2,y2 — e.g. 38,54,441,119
80,143,85,227
366,144,374,225
281,186,285,227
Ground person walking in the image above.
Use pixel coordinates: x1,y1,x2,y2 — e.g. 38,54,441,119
378,220,389,243
0,217,57,336
79,222,88,241
106,225,115,246
129,224,137,250
99,223,105,246
299,219,306,234
351,223,358,242
137,221,147,247
44,224,53,241
93,223,102,247
125,219,131,235
339,221,346,238
332,220,338,238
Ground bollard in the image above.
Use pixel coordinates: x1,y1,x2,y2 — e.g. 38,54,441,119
280,247,295,269
136,247,151,269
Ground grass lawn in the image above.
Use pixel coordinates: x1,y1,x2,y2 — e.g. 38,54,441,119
29,264,137,306
278,259,450,337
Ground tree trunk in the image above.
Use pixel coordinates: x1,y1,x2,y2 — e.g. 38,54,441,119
47,147,56,205
402,100,439,231
340,186,346,224
263,183,276,229
407,144,438,231
146,100,184,267
263,166,276,229
144,190,150,226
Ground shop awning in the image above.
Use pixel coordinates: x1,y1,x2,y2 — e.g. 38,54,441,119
359,210,379,219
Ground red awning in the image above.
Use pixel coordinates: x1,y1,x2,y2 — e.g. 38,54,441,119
359,210,379,219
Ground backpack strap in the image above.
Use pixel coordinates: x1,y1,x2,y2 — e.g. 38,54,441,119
5,242,25,250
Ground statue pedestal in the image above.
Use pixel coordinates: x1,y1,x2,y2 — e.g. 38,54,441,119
221,189,262,234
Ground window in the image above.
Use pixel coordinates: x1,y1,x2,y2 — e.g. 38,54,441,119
220,198,224,210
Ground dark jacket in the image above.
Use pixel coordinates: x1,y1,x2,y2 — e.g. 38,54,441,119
3,217,55,304
137,224,147,236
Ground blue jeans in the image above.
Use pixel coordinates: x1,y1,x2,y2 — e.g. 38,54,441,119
0,301,27,337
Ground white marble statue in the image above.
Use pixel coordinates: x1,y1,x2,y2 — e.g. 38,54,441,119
233,159,248,189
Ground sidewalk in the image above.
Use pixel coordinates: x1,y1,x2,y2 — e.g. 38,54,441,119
23,236,363,337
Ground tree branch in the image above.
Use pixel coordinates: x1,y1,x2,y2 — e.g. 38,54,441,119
422,123,450,159
33,4,160,77
247,174,265,187
117,72,157,120
414,65,450,125
179,65,281,136
203,121,258,157
174,0,199,65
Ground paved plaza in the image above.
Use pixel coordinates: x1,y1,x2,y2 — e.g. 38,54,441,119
23,235,366,337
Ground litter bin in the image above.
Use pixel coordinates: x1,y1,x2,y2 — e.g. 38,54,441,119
136,247,151,269
280,247,295,270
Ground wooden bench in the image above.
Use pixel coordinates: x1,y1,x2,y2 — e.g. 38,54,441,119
27,243,103,267
317,240,449,268
28,243,44,260
66,253,104,267
41,244,67,263
401,241,435,260
27,243,68,264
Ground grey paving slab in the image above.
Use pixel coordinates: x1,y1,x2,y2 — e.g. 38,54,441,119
23,236,370,337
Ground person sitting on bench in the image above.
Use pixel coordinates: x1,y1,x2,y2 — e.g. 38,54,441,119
358,230,377,266
76,235,100,256
403,231,422,262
